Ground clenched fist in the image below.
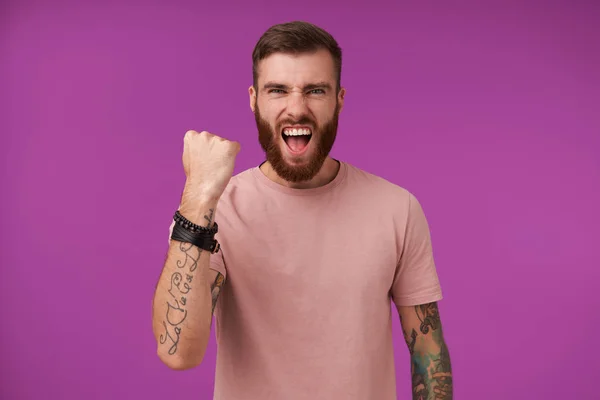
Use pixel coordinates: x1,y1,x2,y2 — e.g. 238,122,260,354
182,130,241,202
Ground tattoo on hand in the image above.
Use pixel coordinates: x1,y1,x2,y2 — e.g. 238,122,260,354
159,209,214,355
407,302,453,399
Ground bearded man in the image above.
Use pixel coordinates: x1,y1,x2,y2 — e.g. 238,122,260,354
152,20,454,400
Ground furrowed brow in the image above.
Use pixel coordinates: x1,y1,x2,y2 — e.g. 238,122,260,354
262,81,333,91
303,82,332,91
262,82,290,91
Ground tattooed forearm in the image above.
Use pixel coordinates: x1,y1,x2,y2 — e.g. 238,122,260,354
159,208,215,356
160,242,203,354
403,303,453,400
411,338,453,400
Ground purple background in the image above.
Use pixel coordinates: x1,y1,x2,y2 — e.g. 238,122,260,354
1,1,599,399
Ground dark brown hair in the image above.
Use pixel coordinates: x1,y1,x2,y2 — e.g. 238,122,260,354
252,21,342,92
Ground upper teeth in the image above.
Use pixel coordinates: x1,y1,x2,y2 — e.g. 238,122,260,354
283,128,311,136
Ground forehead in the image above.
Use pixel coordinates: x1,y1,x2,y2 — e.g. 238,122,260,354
256,49,336,87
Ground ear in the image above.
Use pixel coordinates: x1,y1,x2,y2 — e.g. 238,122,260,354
249,85,257,113
337,87,346,113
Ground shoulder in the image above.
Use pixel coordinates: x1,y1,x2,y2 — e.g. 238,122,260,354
343,161,416,205
342,161,432,227
342,162,433,241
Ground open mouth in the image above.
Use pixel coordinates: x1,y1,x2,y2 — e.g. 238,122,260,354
282,127,312,154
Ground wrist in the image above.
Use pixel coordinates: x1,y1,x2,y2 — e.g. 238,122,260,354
177,206,217,227
183,179,221,202
170,214,220,254
179,196,219,228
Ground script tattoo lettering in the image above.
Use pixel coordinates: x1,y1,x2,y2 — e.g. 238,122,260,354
176,242,200,271
159,322,182,355
160,209,215,355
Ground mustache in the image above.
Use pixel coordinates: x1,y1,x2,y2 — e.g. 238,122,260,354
278,116,315,129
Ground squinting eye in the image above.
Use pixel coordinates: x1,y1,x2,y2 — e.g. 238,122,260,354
309,89,325,94
269,89,285,94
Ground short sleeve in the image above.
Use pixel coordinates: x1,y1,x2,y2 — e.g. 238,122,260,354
168,217,227,279
390,192,443,307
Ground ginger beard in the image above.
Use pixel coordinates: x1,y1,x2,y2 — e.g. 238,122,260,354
255,100,340,182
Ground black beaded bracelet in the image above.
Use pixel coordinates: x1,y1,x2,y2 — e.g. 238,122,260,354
173,210,218,235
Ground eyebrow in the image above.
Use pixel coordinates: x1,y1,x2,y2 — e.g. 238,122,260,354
262,81,333,91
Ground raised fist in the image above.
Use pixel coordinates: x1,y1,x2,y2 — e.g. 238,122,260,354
182,130,240,201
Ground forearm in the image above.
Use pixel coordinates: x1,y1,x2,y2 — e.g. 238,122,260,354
408,329,453,399
400,302,453,400
152,196,219,369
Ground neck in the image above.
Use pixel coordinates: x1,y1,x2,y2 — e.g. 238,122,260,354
259,157,340,189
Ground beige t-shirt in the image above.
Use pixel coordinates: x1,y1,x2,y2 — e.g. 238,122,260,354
179,161,443,399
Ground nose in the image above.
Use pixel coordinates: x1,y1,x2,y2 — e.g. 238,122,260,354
285,90,309,119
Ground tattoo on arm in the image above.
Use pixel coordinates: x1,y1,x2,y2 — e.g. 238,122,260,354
159,209,215,356
403,302,453,400
210,272,225,313
403,328,417,356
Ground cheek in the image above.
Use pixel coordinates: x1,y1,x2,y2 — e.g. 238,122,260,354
308,99,337,116
259,103,282,123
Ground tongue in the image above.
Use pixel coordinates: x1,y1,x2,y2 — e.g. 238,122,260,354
286,135,310,152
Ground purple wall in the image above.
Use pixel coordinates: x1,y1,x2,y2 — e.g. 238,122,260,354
2,1,599,399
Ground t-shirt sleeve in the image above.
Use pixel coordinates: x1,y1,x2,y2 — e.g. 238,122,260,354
167,217,227,279
390,192,443,307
